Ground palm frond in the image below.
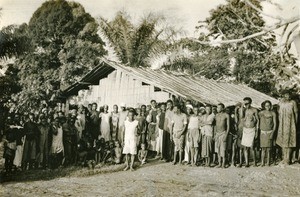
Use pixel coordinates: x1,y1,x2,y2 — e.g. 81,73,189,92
98,11,183,67
98,11,135,64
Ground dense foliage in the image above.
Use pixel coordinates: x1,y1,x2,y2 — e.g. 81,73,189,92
187,0,279,95
190,0,299,96
0,0,299,110
1,0,107,111
0,24,31,59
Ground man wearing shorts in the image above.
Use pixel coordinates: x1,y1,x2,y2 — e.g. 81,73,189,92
171,104,187,165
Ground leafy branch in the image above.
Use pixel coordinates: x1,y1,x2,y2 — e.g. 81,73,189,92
192,15,300,45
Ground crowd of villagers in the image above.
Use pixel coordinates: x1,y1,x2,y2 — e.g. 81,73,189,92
1,90,299,174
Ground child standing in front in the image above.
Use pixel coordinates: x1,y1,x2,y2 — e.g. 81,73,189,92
114,141,122,164
138,143,148,165
94,136,105,164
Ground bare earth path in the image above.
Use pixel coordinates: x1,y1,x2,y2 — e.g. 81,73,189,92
1,161,300,197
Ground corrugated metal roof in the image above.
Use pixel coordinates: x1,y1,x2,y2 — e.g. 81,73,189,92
62,64,115,96
62,58,278,108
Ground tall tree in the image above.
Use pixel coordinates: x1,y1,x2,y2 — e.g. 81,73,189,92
13,0,106,112
0,24,31,59
0,64,21,103
190,0,283,95
193,0,299,94
0,22,31,103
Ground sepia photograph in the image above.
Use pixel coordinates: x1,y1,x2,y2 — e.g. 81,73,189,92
0,0,299,196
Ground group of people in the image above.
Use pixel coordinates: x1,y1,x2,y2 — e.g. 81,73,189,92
1,91,299,174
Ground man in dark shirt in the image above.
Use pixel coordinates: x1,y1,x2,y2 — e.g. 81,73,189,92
37,115,51,169
3,115,17,173
89,103,100,141
22,113,39,170
160,103,171,161
62,116,78,166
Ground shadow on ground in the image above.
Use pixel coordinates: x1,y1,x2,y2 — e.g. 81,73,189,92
0,156,165,184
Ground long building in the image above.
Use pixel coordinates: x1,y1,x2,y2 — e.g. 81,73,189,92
61,58,278,110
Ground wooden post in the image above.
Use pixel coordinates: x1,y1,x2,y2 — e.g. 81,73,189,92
65,100,69,115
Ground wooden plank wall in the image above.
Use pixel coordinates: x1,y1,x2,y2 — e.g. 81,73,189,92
70,70,170,110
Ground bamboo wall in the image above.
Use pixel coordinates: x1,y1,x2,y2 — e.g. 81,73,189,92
67,70,170,110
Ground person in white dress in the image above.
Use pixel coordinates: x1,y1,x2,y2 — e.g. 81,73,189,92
122,110,139,171
99,105,111,141
12,114,24,169
75,107,86,140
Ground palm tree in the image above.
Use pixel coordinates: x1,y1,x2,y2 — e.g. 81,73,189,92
98,11,180,68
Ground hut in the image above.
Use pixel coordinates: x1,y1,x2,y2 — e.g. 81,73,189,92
62,58,278,110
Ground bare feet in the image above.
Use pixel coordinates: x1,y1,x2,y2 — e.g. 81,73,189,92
277,160,287,168
130,167,135,171
215,164,221,168
291,159,297,164
191,163,196,167
123,166,129,171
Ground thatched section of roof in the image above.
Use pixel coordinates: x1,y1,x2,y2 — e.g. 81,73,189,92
62,58,278,108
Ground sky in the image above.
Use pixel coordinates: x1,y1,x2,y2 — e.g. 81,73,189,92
0,0,299,54
0,0,227,37
0,0,299,35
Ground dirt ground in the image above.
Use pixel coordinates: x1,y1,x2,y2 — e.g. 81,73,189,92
1,160,300,197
